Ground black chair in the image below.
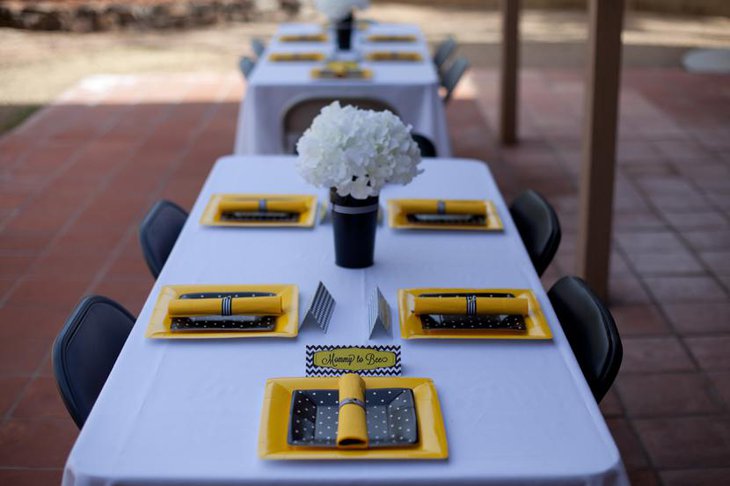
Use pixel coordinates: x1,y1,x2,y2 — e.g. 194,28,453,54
433,36,457,72
239,56,256,79
509,190,561,276
412,133,437,158
548,276,623,403
251,38,266,58
139,200,188,278
441,57,470,104
53,295,135,428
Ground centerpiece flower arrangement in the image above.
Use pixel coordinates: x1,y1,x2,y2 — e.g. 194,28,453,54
314,0,370,50
297,101,422,268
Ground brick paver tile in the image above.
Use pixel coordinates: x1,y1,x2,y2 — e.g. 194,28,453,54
0,418,77,468
663,211,729,232
624,250,704,276
616,372,723,416
643,276,727,302
12,376,70,420
615,231,687,254
606,418,649,470
635,417,730,469
0,376,29,417
661,468,730,486
609,304,670,336
707,372,730,409
608,277,653,305
685,336,730,370
661,302,730,335
682,230,730,251
0,470,63,486
621,337,695,373
698,251,730,276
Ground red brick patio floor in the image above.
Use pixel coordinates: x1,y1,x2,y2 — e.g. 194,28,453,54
0,69,728,485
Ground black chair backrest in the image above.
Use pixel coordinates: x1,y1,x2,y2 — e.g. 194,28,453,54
251,38,266,58
283,97,400,154
441,57,470,104
139,200,188,278
240,56,256,79
548,276,623,403
53,295,135,428
412,133,437,158
433,36,457,71
509,190,561,276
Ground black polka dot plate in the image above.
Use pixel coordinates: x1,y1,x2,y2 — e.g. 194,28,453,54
287,388,418,448
398,287,553,340
170,291,277,332
418,292,527,332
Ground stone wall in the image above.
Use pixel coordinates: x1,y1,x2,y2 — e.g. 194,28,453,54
0,0,302,31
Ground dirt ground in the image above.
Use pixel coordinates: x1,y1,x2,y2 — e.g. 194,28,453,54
1,3,729,132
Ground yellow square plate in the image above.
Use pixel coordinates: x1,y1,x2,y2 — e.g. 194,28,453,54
145,284,299,339
200,194,318,228
259,377,448,460
366,35,418,43
365,51,423,62
279,34,328,42
269,52,326,62
398,288,552,340
387,199,503,231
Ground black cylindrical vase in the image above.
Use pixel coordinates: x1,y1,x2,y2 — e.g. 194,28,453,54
335,13,354,51
330,188,378,268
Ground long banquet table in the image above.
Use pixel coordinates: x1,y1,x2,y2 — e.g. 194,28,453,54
234,23,452,157
63,156,627,485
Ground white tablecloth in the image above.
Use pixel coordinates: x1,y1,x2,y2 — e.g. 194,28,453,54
63,156,626,486
235,23,452,157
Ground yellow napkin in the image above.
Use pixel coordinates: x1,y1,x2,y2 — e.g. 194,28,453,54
269,52,325,62
398,200,487,215
279,34,327,42
312,63,371,80
412,296,528,316
367,35,417,42
218,198,308,215
168,296,283,317
366,51,422,62
336,373,369,449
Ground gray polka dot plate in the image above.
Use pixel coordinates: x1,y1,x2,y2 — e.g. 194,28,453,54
287,388,418,448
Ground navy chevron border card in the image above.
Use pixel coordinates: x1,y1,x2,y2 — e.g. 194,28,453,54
305,345,402,377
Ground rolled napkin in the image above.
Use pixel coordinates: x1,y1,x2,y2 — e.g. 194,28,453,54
218,198,308,215
398,200,486,216
366,51,422,62
168,295,283,317
279,34,327,42
269,52,324,62
413,295,529,316
366,35,417,42
336,373,369,449
327,61,359,76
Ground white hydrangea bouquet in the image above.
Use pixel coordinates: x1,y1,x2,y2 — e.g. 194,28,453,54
296,101,422,200
314,0,370,21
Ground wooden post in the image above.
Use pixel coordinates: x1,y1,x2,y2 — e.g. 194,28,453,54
577,0,625,300
499,0,520,145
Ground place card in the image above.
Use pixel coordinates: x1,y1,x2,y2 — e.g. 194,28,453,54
300,282,335,333
368,287,391,338
305,345,401,376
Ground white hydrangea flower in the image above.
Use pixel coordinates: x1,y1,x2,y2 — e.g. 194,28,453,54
314,0,370,21
296,101,422,199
